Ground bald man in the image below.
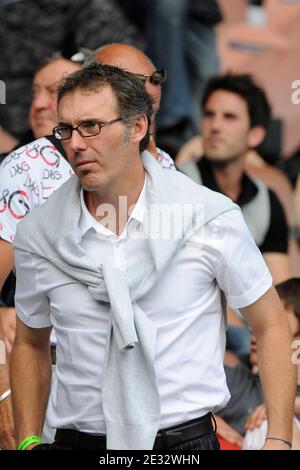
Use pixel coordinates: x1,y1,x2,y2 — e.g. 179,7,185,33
93,43,174,169
95,44,161,120
0,43,174,449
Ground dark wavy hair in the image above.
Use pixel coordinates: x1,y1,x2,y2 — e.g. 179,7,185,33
57,61,153,152
202,73,271,129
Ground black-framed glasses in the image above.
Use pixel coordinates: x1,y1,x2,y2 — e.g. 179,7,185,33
52,118,123,141
135,69,167,86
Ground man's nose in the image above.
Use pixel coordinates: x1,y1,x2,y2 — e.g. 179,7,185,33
69,128,87,151
210,115,223,131
32,89,54,110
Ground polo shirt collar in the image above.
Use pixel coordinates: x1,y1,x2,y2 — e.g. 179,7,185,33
79,174,147,238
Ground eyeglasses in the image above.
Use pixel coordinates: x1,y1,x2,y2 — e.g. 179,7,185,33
134,69,167,86
52,118,123,141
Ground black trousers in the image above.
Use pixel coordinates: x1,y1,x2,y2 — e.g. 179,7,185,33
32,432,220,451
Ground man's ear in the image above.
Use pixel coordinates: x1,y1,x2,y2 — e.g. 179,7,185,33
247,125,266,149
131,114,149,146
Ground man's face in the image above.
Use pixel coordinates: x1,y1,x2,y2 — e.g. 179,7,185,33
57,85,140,192
29,58,80,138
202,90,252,163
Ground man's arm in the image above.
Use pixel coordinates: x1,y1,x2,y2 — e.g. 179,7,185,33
263,253,292,285
0,239,16,354
240,286,296,450
0,318,15,449
0,239,14,290
214,415,244,448
0,239,16,448
10,317,52,449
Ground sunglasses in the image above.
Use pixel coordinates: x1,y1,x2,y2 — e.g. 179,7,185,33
134,69,167,86
69,48,94,65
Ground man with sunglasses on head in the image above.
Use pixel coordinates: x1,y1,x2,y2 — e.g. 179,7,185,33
10,62,295,451
93,43,174,169
0,44,174,450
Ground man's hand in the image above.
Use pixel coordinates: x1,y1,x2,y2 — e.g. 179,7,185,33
0,395,16,449
214,415,244,447
0,308,16,356
245,404,267,431
10,319,52,450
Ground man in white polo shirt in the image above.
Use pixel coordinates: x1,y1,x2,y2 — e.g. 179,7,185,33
0,45,174,450
10,63,295,451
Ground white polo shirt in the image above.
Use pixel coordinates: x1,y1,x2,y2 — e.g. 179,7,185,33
15,175,272,434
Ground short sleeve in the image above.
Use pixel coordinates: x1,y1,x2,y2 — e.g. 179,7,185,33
14,248,52,328
212,210,273,309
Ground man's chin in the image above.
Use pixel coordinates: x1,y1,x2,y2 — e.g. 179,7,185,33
79,173,101,192
206,154,240,169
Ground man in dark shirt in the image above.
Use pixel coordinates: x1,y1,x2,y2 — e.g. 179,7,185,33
179,73,292,282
